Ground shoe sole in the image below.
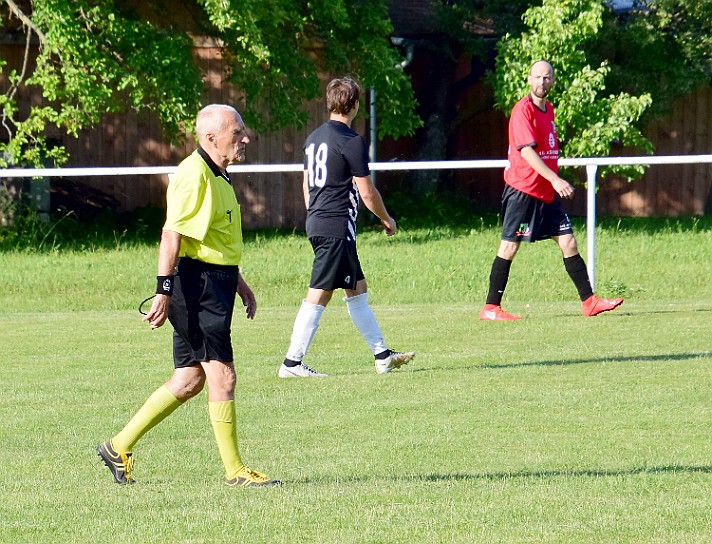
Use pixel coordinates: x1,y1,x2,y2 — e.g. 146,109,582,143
278,370,327,378
480,312,520,321
226,478,283,487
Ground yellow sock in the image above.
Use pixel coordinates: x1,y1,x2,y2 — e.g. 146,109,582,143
209,400,244,479
112,385,181,453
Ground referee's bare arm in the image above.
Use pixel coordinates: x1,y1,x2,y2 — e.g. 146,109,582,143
143,229,182,329
355,175,397,236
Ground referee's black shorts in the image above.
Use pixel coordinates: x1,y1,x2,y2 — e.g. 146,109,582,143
168,257,239,368
500,184,573,243
308,236,365,291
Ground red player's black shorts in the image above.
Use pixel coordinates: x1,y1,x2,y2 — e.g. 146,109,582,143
500,184,573,242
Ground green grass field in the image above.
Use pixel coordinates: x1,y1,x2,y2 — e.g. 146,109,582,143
0,218,710,543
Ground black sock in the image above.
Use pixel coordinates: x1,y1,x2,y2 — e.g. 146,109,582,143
563,254,594,301
485,256,512,306
282,358,301,367
375,349,391,360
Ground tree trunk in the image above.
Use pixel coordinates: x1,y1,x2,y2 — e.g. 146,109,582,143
411,50,457,195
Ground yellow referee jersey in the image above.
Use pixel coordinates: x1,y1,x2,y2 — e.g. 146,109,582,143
163,147,243,266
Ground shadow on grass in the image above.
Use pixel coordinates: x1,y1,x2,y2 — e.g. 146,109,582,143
629,307,712,315
530,306,712,320
405,351,712,373
593,215,712,235
293,464,712,485
479,351,712,370
415,464,712,483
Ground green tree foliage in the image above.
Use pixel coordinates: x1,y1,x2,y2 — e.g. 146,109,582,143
0,0,420,168
596,0,712,121
1,0,203,167
392,0,533,195
490,0,712,179
491,0,653,179
198,0,420,138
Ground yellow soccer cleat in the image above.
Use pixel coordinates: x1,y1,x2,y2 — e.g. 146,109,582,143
225,466,282,488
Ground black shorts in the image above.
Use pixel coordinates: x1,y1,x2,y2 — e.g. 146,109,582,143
168,257,239,368
308,236,365,290
500,184,573,242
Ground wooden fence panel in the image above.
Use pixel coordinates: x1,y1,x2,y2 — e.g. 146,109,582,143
597,85,712,217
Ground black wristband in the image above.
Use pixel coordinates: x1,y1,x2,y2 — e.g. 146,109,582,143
156,275,174,296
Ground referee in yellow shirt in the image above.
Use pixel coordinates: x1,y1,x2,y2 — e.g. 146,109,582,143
97,104,279,487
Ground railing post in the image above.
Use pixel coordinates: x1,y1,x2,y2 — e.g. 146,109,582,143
586,164,598,291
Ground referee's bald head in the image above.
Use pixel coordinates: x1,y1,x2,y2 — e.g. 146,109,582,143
196,104,242,140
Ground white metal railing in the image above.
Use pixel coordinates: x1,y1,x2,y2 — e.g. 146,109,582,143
3,154,712,289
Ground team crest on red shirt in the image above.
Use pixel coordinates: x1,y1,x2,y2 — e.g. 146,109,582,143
549,120,557,148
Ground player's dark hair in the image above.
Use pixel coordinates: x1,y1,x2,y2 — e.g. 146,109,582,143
326,77,361,116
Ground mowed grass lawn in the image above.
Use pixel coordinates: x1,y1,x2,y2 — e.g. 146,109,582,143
0,218,710,543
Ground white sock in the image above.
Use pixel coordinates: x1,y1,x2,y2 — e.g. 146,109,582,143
285,300,325,362
344,292,388,356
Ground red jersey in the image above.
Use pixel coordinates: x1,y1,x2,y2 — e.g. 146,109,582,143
503,95,559,203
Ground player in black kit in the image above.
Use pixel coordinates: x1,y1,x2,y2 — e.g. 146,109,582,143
278,77,415,377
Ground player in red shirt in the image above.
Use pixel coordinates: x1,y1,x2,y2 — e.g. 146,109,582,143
480,60,623,321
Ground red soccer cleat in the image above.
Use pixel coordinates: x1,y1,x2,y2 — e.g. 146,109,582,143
479,304,520,321
582,295,624,317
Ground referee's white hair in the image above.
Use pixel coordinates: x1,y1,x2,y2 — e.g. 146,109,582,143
196,104,241,138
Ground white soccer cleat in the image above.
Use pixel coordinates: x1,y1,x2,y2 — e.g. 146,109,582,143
375,350,415,374
278,362,328,378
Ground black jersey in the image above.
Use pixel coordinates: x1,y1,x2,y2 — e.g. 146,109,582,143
303,120,370,240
